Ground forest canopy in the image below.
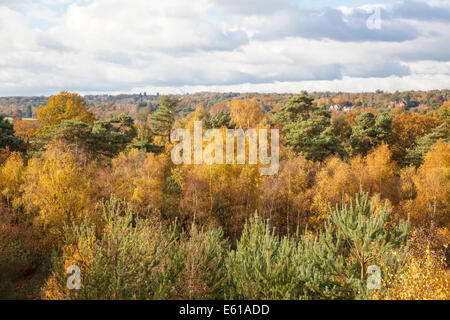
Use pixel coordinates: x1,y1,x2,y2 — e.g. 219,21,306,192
0,90,448,300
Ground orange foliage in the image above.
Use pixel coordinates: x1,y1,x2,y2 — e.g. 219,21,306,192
229,98,263,129
389,112,441,162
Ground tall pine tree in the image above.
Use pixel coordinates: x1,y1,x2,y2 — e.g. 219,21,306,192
150,95,180,142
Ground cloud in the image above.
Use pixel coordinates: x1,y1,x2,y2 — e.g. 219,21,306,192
250,7,420,42
0,0,31,4
209,0,290,15
50,0,249,53
0,0,449,95
391,0,450,21
125,74,450,96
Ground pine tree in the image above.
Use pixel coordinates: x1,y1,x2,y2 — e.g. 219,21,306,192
275,91,315,123
225,192,410,300
403,123,449,167
225,213,310,299
206,109,232,129
43,197,185,299
91,114,137,158
327,192,409,284
275,91,343,161
350,112,393,156
284,111,344,161
295,191,410,299
0,115,23,151
150,95,180,142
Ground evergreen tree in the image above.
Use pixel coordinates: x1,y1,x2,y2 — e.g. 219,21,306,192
226,192,410,300
126,140,163,154
43,197,228,300
51,121,95,155
275,91,315,123
150,95,180,142
206,109,233,129
300,191,410,299
403,123,449,167
0,115,23,151
25,105,33,118
275,91,344,161
30,115,138,159
284,111,344,161
325,191,410,297
225,213,320,299
30,121,94,158
350,112,393,156
91,114,137,158
44,197,185,299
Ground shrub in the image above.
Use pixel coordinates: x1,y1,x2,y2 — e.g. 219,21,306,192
176,225,228,299
43,197,184,299
43,197,228,300
374,232,449,300
225,192,410,300
0,207,36,298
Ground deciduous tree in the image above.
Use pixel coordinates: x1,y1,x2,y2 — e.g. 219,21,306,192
37,91,95,129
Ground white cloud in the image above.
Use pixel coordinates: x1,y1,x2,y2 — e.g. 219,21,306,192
209,0,290,15
111,74,450,96
0,0,449,95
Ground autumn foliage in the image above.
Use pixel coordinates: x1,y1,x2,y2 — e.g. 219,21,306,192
0,91,449,300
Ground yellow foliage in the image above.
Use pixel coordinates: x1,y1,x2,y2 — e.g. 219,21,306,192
182,105,209,132
105,149,167,217
37,91,95,129
13,119,42,144
42,238,95,300
364,144,397,198
312,145,398,225
131,152,167,215
259,155,313,233
22,147,98,250
312,156,359,221
0,152,25,209
374,236,449,300
229,98,263,129
401,141,450,248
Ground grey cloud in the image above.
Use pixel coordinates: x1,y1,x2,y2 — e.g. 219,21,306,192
37,33,74,52
129,28,249,57
343,61,411,78
210,0,290,15
253,8,420,42
95,50,132,65
394,40,450,62
390,0,450,21
168,29,249,53
255,63,343,83
143,57,344,86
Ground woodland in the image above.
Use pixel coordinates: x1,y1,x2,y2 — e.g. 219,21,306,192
0,90,448,299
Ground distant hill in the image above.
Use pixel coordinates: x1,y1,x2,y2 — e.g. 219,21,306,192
1,90,449,120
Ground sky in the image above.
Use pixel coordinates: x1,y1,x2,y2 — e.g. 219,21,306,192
0,0,449,96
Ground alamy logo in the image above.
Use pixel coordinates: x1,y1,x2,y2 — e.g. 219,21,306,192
366,7,382,30
171,121,279,175
67,265,81,290
367,265,381,290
